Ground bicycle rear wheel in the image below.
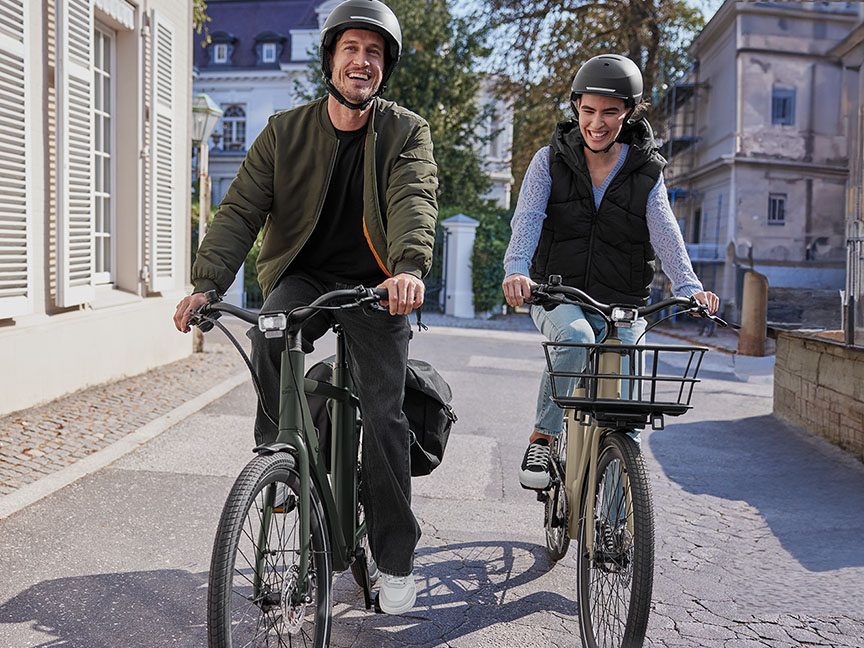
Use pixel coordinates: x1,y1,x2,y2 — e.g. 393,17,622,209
544,431,570,561
208,453,332,647
576,431,654,648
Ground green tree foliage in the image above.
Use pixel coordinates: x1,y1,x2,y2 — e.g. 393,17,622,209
480,0,706,191
193,0,210,36
301,0,496,209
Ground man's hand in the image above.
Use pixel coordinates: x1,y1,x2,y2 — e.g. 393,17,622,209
378,273,425,315
502,273,535,308
173,292,209,333
692,290,720,315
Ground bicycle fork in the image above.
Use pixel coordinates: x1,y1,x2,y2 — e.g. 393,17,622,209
253,344,315,605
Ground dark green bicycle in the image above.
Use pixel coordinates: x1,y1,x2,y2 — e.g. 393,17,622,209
192,285,389,647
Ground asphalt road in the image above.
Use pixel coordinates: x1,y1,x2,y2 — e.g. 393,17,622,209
0,324,862,647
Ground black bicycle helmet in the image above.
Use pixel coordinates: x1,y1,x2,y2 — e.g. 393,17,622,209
570,54,644,153
570,54,643,108
320,0,402,110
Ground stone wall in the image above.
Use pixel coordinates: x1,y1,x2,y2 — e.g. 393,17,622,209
774,332,864,461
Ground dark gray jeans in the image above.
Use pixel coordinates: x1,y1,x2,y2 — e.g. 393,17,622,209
247,273,420,577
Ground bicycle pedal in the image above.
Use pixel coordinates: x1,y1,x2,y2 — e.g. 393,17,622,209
373,593,383,614
536,490,549,502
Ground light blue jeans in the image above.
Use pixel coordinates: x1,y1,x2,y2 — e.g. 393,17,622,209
530,303,647,436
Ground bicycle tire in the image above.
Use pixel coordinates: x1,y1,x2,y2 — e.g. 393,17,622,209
577,431,654,648
208,453,333,647
544,431,570,561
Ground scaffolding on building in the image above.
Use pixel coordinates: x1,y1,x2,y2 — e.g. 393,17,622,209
654,69,722,295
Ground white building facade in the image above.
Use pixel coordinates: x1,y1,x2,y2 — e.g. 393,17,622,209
0,0,193,415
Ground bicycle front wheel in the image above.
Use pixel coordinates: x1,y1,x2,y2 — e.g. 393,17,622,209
208,453,332,648
577,431,654,648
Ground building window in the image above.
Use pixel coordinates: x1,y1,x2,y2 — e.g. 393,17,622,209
262,42,277,63
768,193,786,225
771,86,795,125
93,24,115,284
214,43,227,64
222,104,246,151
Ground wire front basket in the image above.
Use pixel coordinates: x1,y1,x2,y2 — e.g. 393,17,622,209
542,342,708,428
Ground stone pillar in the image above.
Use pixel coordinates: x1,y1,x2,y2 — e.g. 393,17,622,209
441,214,479,318
737,270,769,356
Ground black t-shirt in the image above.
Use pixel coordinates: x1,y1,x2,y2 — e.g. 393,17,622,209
291,125,387,285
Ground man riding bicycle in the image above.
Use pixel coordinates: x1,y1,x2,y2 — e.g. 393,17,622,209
501,54,719,491
173,0,437,615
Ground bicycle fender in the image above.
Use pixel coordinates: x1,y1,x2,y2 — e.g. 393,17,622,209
253,442,296,456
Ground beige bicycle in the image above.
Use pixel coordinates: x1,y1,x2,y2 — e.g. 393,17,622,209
530,277,726,648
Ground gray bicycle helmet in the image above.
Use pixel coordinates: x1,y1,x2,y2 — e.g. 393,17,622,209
570,54,643,108
320,0,402,110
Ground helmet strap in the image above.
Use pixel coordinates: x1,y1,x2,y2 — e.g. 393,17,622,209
323,75,379,111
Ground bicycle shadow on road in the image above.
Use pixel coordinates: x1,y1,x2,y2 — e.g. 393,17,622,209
0,569,208,647
649,414,864,572
330,540,578,647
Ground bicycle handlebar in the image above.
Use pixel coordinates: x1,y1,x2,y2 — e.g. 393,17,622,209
190,285,390,331
530,279,728,327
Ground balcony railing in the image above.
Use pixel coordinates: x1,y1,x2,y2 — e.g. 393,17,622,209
685,243,723,263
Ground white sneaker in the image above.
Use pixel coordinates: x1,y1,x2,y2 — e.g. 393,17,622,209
377,572,416,615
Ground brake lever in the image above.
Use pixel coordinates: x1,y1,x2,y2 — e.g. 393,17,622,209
190,292,222,333
529,290,564,312
689,304,728,328
190,306,221,333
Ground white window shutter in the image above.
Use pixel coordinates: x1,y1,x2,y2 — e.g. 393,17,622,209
0,0,32,318
56,0,95,307
149,10,176,292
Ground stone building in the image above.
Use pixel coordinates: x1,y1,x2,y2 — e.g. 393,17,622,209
657,1,860,324
0,0,194,415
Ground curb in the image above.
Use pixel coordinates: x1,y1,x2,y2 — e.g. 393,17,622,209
0,371,249,520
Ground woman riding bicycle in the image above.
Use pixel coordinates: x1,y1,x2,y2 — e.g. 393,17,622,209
501,54,720,491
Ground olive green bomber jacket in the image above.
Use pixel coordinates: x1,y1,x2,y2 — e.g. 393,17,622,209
191,96,439,298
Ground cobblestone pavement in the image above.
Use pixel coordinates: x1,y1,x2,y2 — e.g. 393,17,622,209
0,346,244,496
0,322,862,647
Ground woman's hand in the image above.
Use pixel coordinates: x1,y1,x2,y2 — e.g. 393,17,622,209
692,290,720,315
502,273,535,308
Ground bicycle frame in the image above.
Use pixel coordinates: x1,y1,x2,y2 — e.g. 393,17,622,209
257,326,363,598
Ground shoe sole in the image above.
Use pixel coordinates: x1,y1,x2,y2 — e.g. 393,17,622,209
519,470,551,490
376,588,416,615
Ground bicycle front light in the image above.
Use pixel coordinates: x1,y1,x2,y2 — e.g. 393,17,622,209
258,313,288,338
611,307,638,327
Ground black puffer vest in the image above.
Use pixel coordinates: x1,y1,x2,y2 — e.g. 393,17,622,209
529,118,666,306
